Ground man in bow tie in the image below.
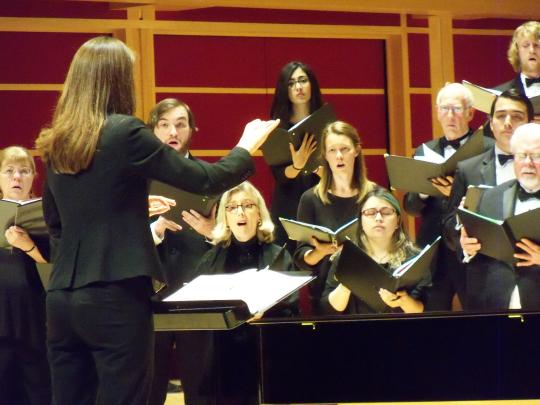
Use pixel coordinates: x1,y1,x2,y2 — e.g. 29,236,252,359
444,90,533,244
460,123,540,310
442,89,533,309
498,21,540,100
404,83,494,311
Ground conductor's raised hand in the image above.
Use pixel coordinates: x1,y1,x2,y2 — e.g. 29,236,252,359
236,119,280,155
148,195,176,217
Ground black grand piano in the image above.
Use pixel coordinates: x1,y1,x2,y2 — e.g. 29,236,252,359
155,307,540,404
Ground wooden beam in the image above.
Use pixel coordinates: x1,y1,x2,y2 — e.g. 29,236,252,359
66,0,540,19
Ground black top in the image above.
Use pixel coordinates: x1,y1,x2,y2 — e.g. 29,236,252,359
225,237,260,273
0,233,49,349
43,114,254,291
269,121,319,248
293,188,362,310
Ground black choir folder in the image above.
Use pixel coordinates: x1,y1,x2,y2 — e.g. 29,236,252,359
385,130,484,196
457,206,540,265
153,269,314,330
463,79,540,115
279,217,358,245
0,198,47,249
335,238,440,312
149,181,219,222
261,103,337,172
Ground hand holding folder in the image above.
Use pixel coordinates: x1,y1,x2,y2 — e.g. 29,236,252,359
334,238,439,312
0,198,47,249
261,104,337,172
458,206,540,265
149,180,219,223
385,130,485,196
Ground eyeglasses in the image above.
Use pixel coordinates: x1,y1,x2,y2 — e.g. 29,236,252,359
361,207,396,218
514,153,540,164
288,77,309,88
224,201,257,213
1,168,33,178
438,105,468,115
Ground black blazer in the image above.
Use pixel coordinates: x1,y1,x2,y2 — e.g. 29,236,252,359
495,74,526,95
443,147,497,250
43,114,254,291
464,180,540,310
155,153,213,290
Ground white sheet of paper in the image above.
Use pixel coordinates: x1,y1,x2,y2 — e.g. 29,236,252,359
163,268,313,314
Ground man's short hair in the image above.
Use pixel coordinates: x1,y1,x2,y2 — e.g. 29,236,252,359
489,88,534,122
436,82,474,108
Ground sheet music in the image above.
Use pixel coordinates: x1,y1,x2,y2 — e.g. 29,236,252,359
163,268,313,314
414,144,446,163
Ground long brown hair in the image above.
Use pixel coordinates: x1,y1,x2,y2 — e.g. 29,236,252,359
314,121,373,205
35,36,135,174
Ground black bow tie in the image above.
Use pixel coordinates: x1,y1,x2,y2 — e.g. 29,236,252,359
497,154,514,166
517,186,540,202
440,137,463,151
525,77,540,87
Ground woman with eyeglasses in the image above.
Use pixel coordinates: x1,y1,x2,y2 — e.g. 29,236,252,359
194,181,293,405
269,61,324,251
325,188,428,314
294,121,376,314
0,146,51,404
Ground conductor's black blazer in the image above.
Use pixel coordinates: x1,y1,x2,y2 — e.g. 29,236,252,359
43,114,253,291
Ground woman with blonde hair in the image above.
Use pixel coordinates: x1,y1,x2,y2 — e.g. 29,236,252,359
294,120,376,314
35,35,277,405
195,181,293,405
0,146,51,404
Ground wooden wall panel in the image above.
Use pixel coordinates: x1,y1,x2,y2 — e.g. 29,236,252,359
410,94,433,149
156,7,400,26
263,37,386,89
0,32,98,84
408,34,430,88
453,34,515,87
154,35,267,87
0,91,58,149
324,94,387,148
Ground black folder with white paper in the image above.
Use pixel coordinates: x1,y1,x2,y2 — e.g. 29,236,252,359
385,130,484,196
149,181,220,223
0,198,47,249
261,103,337,172
335,238,440,312
153,269,314,330
279,217,358,245
457,206,540,265
462,79,540,115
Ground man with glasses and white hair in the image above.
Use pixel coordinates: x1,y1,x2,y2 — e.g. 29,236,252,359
460,123,540,310
404,83,494,311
